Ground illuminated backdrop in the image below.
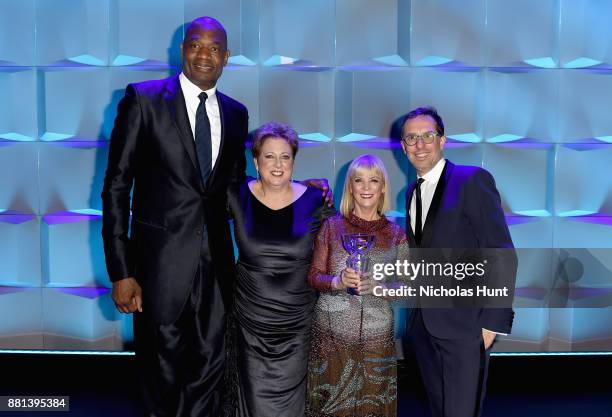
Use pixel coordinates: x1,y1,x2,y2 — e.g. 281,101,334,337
0,0,611,352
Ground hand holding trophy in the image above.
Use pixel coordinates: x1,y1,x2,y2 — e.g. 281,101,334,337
341,233,376,296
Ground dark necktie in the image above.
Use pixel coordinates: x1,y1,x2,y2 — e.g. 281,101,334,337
195,92,212,183
415,178,425,245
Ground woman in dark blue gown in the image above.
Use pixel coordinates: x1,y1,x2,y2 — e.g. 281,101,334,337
227,122,334,417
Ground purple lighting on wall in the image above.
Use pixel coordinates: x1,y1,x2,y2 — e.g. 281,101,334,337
0,211,36,224
52,287,110,299
43,211,102,225
0,286,34,296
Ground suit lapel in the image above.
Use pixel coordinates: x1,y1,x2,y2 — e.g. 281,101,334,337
420,160,453,248
207,91,228,188
405,181,417,247
164,75,200,174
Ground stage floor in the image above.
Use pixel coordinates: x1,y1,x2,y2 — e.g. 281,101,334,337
1,354,611,416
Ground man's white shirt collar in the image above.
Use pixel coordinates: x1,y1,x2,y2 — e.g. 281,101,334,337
179,72,217,100
419,158,446,185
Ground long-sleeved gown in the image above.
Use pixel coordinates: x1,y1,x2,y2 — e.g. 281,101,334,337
307,213,407,417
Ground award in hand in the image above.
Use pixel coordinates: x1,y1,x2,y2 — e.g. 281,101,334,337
341,233,376,296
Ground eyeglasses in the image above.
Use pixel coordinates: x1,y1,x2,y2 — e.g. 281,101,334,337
401,131,439,146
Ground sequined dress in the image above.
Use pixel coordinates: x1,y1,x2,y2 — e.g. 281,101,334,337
306,213,407,417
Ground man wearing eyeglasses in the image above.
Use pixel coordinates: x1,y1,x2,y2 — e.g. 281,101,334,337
400,106,516,417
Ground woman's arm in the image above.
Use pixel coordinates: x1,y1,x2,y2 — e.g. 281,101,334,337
308,217,361,292
308,219,335,292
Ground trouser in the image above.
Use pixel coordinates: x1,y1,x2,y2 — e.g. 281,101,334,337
134,238,226,417
407,309,490,417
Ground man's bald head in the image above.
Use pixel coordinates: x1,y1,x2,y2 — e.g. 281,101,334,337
184,16,227,46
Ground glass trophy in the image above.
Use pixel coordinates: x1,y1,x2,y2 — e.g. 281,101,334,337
341,233,376,296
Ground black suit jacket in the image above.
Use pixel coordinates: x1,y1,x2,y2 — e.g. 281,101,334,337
406,160,517,338
102,75,247,324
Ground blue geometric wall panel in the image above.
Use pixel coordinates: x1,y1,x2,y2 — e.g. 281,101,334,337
259,68,335,139
259,0,335,68
554,144,612,215
0,0,35,67
41,215,106,288
0,288,43,349
1,0,611,353
558,71,612,142
0,69,38,142
485,0,558,68
442,143,484,169
217,66,260,130
559,0,612,69
549,308,612,351
483,69,558,143
38,143,107,213
0,143,39,213
336,0,410,67
0,215,41,287
41,288,119,350
335,68,410,140
411,0,484,67
112,0,184,67
292,142,336,191
410,68,482,142
483,143,554,215
554,217,612,249
506,217,554,249
35,0,110,67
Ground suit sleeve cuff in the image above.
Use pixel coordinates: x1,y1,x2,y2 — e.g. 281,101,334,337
483,327,507,336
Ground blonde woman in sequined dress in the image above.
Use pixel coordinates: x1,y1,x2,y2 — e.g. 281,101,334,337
306,154,407,417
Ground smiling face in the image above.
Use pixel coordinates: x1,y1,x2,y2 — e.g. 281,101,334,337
401,115,446,176
180,20,229,91
350,167,384,215
254,137,295,188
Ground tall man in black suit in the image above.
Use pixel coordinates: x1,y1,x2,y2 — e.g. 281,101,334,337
102,17,246,416
401,107,516,417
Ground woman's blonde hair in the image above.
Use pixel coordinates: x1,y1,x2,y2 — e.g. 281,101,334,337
339,154,390,217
